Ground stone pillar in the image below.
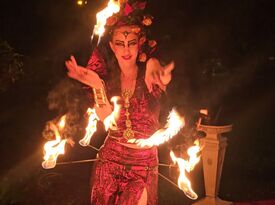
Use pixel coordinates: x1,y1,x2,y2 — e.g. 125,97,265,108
193,124,233,205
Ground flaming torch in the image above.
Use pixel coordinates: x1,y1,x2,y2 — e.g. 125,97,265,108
79,97,121,146
128,108,185,147
103,96,121,131
79,108,99,146
42,115,67,169
127,108,202,200
91,0,120,45
170,140,201,200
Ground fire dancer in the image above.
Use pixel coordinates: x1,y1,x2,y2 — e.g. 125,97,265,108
65,1,174,204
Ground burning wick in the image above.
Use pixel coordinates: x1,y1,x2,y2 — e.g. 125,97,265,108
42,115,67,169
92,0,120,44
79,108,99,146
170,140,201,200
199,109,208,116
128,108,185,147
197,108,209,127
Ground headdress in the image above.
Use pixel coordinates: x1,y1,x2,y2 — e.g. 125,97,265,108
104,0,157,62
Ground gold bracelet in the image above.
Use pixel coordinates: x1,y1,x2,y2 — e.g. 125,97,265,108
93,81,107,107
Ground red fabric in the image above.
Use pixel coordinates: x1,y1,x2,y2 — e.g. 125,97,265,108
111,73,162,143
86,49,108,79
91,138,158,205
88,50,162,204
124,3,134,16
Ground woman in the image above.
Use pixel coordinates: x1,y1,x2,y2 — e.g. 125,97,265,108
65,2,174,204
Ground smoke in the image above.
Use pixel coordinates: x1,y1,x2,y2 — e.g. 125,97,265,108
43,78,91,141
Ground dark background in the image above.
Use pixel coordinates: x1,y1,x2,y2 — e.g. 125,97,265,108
0,0,275,204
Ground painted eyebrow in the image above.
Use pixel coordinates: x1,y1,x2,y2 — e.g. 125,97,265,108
114,40,124,44
128,39,137,43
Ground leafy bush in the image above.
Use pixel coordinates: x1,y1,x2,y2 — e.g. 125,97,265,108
0,40,24,92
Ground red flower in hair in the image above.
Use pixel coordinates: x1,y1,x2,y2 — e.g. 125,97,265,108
148,40,157,48
139,36,146,45
136,2,146,9
132,27,141,34
139,53,147,62
124,3,134,16
142,16,152,26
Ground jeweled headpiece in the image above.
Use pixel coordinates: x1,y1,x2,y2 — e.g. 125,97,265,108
104,0,157,62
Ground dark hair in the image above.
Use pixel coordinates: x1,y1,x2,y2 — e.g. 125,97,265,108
97,35,120,97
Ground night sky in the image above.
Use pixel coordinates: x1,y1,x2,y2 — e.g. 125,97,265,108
0,0,275,204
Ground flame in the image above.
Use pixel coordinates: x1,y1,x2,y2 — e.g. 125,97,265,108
79,108,99,146
170,140,201,200
104,96,121,131
197,109,208,127
77,0,83,6
93,0,120,39
130,109,185,147
58,115,66,129
42,115,67,169
199,109,208,116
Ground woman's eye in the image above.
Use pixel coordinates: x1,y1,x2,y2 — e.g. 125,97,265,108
128,42,137,47
115,42,124,47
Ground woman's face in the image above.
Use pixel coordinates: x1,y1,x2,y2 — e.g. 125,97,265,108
109,25,139,68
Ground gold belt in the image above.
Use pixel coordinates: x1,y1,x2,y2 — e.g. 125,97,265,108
98,156,158,171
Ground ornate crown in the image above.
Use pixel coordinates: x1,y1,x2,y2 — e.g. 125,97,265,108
105,0,157,62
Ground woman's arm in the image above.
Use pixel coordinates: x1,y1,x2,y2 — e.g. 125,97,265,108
65,55,112,121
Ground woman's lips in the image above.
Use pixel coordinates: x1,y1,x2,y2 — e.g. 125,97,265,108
121,55,132,60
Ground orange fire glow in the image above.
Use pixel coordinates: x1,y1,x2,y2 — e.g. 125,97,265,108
42,115,67,169
79,108,99,146
103,96,121,131
170,140,201,200
93,0,120,40
129,109,185,147
199,109,208,116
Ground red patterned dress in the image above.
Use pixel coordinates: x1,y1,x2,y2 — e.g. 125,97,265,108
87,50,162,205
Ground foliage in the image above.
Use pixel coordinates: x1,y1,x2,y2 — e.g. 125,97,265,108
0,40,24,92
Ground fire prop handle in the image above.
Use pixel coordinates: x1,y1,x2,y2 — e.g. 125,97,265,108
88,144,100,151
57,158,98,165
55,158,180,192
56,158,177,168
158,172,180,190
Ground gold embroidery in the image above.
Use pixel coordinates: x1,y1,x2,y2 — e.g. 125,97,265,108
122,89,134,139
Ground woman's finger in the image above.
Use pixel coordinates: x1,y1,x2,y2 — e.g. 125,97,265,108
66,60,75,69
145,78,153,93
70,55,78,67
153,71,164,87
164,61,175,75
65,61,74,71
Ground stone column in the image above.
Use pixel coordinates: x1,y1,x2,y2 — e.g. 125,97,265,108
193,124,233,205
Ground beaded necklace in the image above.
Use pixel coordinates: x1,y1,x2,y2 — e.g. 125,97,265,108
121,89,135,139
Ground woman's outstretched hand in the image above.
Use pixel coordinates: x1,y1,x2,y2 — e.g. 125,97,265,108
66,56,113,122
65,56,103,89
145,58,175,92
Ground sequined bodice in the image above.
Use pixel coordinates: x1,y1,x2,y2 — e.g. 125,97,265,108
109,73,162,143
